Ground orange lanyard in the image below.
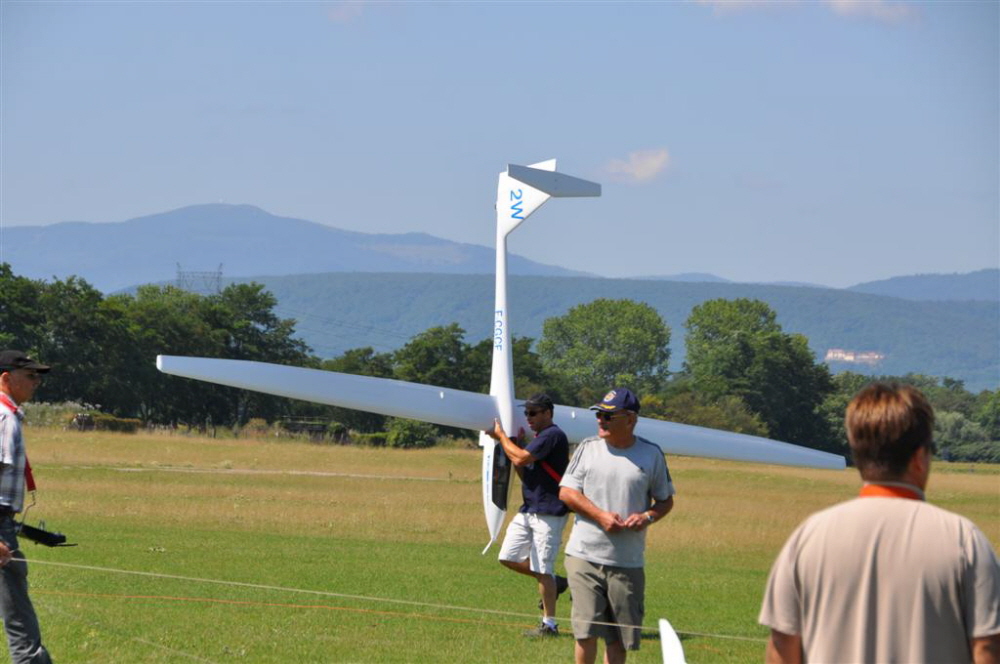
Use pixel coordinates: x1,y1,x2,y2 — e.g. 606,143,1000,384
859,483,922,501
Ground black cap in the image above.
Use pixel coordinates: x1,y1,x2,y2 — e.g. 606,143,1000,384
522,393,554,411
0,351,50,374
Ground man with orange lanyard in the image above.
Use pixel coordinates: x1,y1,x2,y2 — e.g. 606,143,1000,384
485,393,570,637
760,383,1000,664
0,351,53,664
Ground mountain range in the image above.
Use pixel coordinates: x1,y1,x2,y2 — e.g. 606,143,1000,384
3,204,587,293
5,204,997,301
4,203,997,390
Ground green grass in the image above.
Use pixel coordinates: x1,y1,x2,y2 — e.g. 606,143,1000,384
13,429,1000,662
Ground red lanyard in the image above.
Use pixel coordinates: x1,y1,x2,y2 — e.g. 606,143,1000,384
859,483,922,501
0,392,36,491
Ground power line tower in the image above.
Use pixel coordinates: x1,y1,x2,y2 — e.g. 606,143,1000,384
176,263,223,295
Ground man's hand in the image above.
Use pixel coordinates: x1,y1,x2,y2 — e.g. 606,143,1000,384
0,541,12,567
597,511,627,533
485,419,505,441
623,512,651,531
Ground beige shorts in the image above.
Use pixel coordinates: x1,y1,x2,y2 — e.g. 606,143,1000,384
498,512,568,576
565,554,645,650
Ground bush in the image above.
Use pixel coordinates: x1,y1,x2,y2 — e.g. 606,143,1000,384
352,432,387,447
91,413,142,433
243,418,272,437
326,421,348,444
386,418,437,449
941,440,1000,463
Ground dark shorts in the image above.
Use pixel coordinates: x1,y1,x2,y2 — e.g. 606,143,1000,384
565,554,645,650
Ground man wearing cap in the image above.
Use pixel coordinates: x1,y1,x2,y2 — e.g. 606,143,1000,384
485,393,570,637
559,388,674,664
0,351,53,664
760,383,1000,663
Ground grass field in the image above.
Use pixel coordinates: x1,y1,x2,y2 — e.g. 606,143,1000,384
10,429,999,663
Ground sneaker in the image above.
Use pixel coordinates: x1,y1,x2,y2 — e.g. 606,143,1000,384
538,575,570,611
524,623,559,638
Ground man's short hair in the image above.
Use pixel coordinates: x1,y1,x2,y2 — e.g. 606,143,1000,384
846,383,934,479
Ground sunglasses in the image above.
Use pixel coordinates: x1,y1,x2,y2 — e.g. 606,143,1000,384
595,411,627,422
524,410,544,417
17,370,43,382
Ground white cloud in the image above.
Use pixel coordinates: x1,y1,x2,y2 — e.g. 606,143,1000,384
694,0,780,17
605,149,671,184
328,1,366,24
694,0,918,23
824,0,917,23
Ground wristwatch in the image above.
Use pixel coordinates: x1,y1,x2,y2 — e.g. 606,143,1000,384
645,512,655,524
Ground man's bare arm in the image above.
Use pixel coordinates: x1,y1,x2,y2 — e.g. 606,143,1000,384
484,420,535,468
973,634,1000,664
765,629,802,664
559,486,625,533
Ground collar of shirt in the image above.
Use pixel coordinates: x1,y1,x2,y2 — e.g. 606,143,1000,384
859,481,925,501
0,393,22,419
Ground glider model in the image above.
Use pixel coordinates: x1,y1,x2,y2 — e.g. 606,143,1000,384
157,160,846,552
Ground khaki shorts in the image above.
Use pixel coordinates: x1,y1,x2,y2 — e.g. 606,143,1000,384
565,554,645,650
498,512,568,576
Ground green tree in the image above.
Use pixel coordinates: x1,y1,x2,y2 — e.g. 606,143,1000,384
974,390,1000,441
538,298,671,404
122,285,226,424
645,384,769,437
934,411,991,460
208,284,312,425
465,336,548,399
683,298,834,449
818,371,874,452
31,276,140,415
0,264,44,350
392,323,475,391
385,417,438,449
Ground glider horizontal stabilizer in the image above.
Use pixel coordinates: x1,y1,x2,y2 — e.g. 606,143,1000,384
507,164,602,198
156,356,845,470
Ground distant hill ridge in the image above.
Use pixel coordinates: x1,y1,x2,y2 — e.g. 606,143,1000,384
225,272,999,392
4,203,589,292
5,203,995,301
847,269,999,302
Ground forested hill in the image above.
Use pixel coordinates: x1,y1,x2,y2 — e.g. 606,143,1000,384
227,272,999,392
848,269,999,302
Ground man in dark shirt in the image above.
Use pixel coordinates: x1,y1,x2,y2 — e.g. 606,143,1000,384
486,393,570,637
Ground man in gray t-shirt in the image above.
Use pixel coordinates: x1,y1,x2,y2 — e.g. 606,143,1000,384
559,388,675,664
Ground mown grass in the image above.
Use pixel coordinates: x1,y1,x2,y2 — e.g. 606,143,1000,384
12,429,999,663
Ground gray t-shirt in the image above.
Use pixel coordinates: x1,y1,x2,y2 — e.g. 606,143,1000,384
560,435,675,568
759,495,1000,663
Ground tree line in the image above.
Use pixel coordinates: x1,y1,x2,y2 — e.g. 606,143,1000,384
2,264,997,461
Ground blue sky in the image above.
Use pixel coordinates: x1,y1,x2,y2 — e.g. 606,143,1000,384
2,0,997,287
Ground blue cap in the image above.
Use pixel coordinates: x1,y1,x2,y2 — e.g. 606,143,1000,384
590,388,640,413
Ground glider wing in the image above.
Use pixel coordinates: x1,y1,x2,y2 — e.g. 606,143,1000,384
156,355,845,470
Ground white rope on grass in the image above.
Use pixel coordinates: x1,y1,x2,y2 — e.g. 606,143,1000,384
24,558,767,643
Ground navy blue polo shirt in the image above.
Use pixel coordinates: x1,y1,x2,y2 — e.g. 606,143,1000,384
520,424,569,516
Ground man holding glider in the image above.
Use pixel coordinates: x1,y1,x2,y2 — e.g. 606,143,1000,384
559,388,675,664
486,393,570,637
760,383,1000,663
0,351,53,664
